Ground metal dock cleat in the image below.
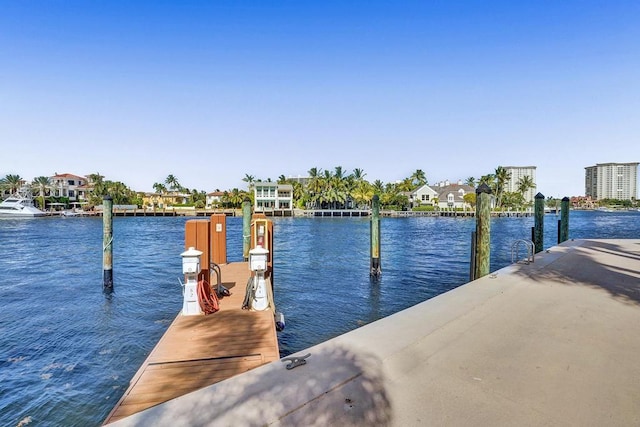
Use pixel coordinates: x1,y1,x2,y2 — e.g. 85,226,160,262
282,353,311,370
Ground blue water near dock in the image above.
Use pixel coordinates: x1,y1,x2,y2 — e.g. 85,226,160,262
1,210,639,426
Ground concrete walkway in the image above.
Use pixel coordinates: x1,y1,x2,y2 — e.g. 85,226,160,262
111,239,640,426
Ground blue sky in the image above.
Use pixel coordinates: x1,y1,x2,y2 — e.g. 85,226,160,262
2,1,638,197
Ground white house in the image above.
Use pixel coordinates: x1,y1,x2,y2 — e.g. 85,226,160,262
206,191,224,208
410,184,439,207
254,182,293,212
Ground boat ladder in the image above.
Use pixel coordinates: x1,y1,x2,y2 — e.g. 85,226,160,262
511,239,535,264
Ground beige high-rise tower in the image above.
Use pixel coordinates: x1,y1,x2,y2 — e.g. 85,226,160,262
585,162,639,200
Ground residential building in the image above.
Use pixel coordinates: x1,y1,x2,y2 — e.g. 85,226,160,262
254,182,293,212
585,162,639,200
409,184,439,207
504,166,537,203
141,192,190,209
206,191,224,208
433,180,475,210
50,173,88,202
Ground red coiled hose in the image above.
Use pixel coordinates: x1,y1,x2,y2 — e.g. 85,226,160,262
197,279,219,314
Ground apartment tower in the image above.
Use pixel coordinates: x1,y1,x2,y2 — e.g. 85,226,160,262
585,162,639,200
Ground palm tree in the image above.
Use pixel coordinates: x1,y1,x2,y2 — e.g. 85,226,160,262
410,169,427,187
494,166,512,208
277,175,287,184
32,176,51,209
242,174,256,192
306,168,324,209
396,177,414,192
165,174,180,192
1,174,24,195
351,181,374,208
153,182,167,194
372,180,385,195
464,177,476,187
224,188,245,208
516,175,536,201
352,168,366,181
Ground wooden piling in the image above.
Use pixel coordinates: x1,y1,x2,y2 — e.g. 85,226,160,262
534,192,545,253
370,195,381,277
559,197,570,243
103,196,113,290
469,231,477,281
474,183,492,280
242,198,251,261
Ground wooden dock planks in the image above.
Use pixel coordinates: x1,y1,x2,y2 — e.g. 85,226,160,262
103,262,279,424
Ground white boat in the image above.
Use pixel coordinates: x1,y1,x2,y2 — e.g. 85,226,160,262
0,189,47,217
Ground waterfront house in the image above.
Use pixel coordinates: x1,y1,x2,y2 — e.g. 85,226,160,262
410,185,439,207
50,173,88,202
433,180,475,210
206,191,224,209
254,182,293,212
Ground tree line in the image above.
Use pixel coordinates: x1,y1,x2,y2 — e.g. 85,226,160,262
4,166,607,211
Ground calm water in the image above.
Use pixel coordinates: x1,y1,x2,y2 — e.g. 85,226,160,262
1,210,639,426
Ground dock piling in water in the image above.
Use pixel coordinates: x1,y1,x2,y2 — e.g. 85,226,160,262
559,197,570,243
533,192,545,253
473,183,492,280
102,195,113,290
370,195,381,277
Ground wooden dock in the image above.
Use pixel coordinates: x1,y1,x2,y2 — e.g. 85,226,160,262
103,262,279,424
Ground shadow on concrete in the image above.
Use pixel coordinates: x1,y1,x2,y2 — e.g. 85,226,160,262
118,342,392,426
516,240,640,306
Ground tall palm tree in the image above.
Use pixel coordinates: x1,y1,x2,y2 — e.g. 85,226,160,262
306,168,324,209
242,174,256,192
516,175,536,196
410,169,427,187
165,174,180,192
32,176,51,209
494,166,512,208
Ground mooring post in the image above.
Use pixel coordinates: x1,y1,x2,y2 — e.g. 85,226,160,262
242,197,251,261
469,230,477,281
474,183,492,280
103,195,113,290
370,194,381,277
559,196,570,243
534,192,545,253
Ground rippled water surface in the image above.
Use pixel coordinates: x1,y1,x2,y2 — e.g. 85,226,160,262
1,210,638,426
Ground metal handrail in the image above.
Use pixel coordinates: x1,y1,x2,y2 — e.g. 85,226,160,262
511,239,535,264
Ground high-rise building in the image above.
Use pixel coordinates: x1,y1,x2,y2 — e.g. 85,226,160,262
584,162,639,200
504,166,537,202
